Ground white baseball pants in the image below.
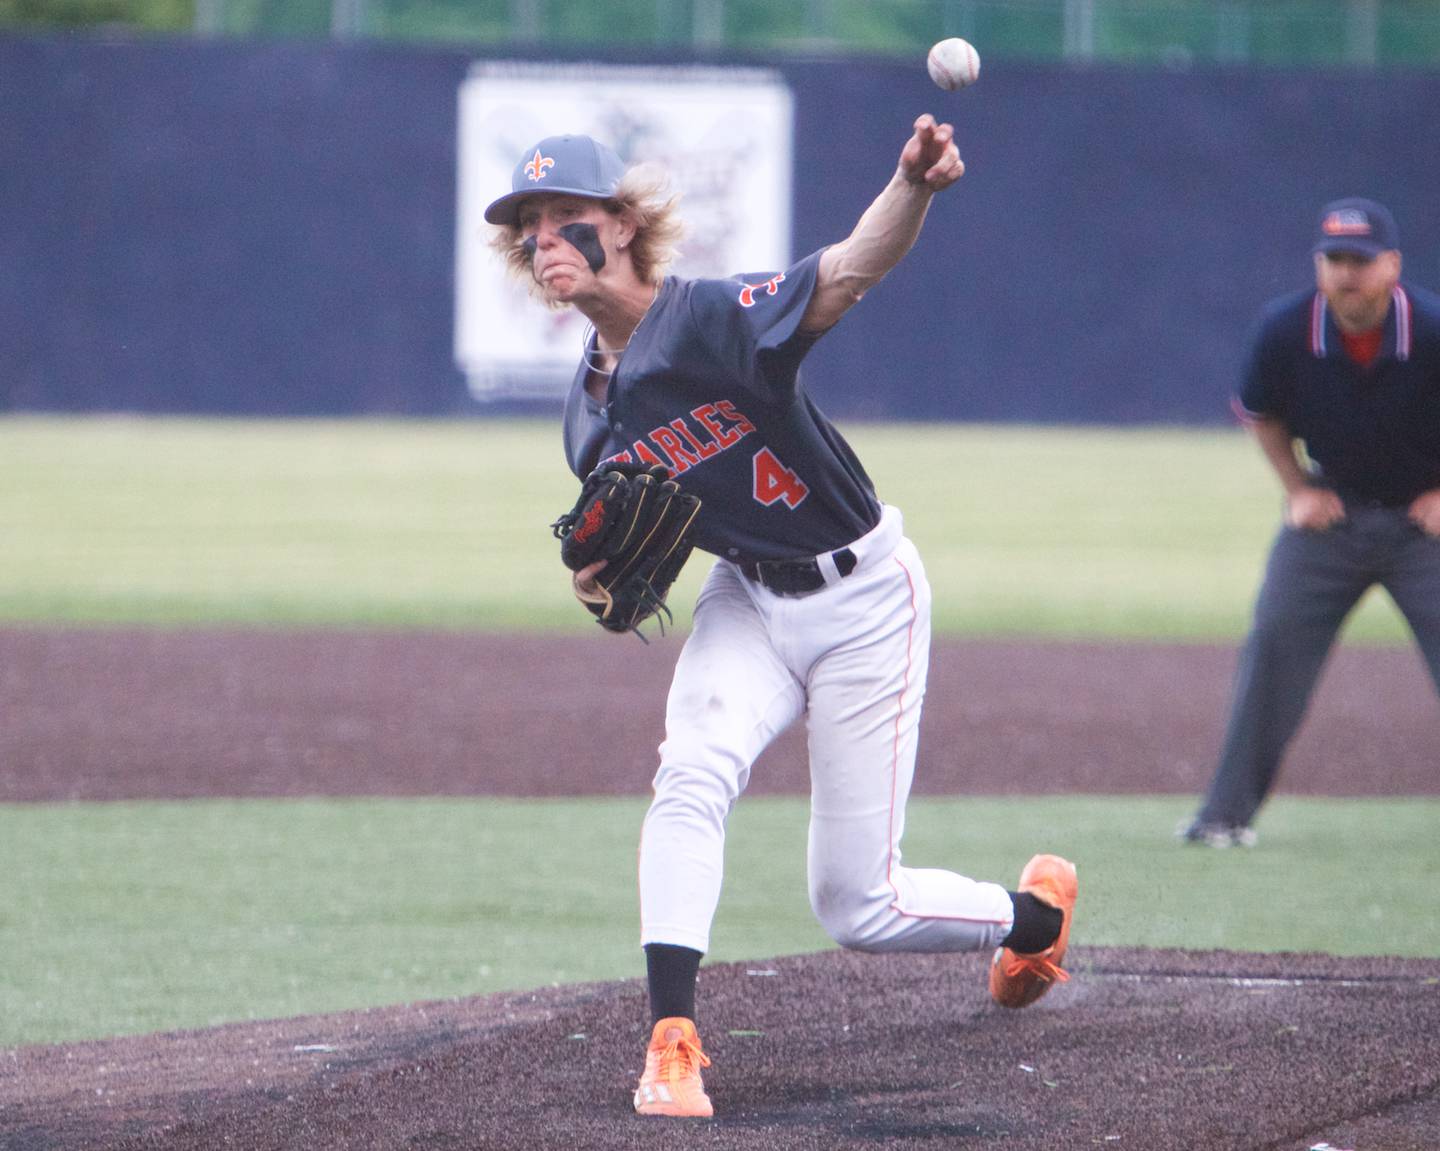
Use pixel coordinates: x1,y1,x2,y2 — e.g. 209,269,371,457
638,505,1015,955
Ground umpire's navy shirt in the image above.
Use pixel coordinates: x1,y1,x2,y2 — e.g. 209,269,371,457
1237,283,1440,507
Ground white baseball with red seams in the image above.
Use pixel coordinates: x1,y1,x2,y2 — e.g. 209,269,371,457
927,38,981,92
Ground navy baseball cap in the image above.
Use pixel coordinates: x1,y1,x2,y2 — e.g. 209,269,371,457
484,134,628,226
1313,197,1399,258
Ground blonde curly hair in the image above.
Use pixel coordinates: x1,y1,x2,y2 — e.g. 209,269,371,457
489,163,683,301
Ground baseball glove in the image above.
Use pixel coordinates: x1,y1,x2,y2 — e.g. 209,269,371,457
551,462,702,639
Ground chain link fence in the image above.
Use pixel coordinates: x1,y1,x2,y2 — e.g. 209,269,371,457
8,0,1440,68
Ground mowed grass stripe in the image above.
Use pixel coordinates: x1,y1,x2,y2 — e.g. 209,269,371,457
0,415,1414,639
2,795,1436,1047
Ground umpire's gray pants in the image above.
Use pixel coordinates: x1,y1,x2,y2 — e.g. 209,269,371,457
1198,504,1440,827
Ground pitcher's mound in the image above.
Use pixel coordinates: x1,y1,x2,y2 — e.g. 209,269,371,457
5,946,1439,1150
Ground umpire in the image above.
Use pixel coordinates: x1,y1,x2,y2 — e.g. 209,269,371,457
1181,198,1440,848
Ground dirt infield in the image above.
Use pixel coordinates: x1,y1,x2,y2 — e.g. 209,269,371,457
2,627,1438,1149
2,628,1436,801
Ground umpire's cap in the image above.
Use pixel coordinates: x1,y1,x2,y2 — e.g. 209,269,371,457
1313,197,1399,258
484,135,628,226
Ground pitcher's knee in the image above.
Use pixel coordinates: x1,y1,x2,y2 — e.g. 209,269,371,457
647,777,731,838
652,756,742,812
810,882,890,951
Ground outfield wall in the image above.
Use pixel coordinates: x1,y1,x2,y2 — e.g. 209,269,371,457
4,33,1439,422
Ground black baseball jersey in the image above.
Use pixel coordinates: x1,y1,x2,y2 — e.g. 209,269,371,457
1237,283,1440,506
562,250,883,561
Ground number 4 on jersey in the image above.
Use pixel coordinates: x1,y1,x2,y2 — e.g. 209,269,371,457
752,447,809,509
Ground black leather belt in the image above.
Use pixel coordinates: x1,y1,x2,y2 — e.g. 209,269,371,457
737,547,858,597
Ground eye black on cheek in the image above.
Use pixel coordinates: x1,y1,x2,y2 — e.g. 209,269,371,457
557,222,606,273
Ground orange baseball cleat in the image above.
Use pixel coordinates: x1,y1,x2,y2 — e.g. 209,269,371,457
989,854,1078,1009
633,1016,714,1118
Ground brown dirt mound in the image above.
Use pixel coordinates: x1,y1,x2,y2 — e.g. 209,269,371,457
2,628,1435,802
3,947,1438,1151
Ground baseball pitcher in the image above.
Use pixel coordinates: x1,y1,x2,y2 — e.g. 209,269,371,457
486,117,1079,1119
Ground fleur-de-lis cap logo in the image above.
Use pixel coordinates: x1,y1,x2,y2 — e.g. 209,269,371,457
524,150,555,183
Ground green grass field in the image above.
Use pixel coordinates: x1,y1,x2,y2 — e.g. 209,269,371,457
3,795,1436,1047
0,417,1431,1049
0,415,1414,639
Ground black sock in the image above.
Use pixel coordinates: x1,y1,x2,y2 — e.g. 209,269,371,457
644,943,702,1023
1001,891,1063,954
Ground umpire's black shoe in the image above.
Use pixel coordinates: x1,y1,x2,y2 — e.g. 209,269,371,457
1176,817,1258,849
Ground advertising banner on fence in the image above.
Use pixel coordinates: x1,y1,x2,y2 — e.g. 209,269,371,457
455,61,794,401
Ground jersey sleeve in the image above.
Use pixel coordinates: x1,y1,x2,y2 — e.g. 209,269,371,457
686,249,826,400
1235,301,1293,422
